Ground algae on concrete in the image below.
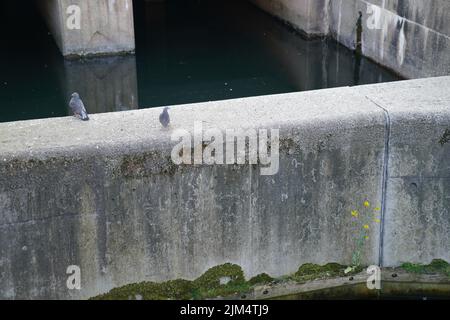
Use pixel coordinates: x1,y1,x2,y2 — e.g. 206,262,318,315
291,263,361,282
92,260,450,300
92,263,254,300
191,263,249,299
92,279,195,300
401,259,450,277
248,273,274,286
93,262,351,300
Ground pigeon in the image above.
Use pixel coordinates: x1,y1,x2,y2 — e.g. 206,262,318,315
69,92,89,121
159,107,170,128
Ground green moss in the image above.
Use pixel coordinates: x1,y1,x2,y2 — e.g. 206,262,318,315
192,263,250,298
196,281,251,299
292,263,349,282
91,262,364,300
248,273,274,286
92,263,251,300
91,279,194,300
401,259,450,277
193,263,244,288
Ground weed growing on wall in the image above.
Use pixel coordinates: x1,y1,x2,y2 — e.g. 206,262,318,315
345,200,381,274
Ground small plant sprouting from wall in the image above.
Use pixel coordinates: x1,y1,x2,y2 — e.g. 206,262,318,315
345,200,381,274
439,129,450,146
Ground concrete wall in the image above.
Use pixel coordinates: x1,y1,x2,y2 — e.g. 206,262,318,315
0,76,449,299
39,0,135,57
250,0,450,79
249,0,330,36
357,77,450,267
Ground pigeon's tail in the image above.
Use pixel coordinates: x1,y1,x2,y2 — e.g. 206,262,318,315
81,111,90,121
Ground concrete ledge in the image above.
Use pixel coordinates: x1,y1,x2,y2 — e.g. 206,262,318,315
246,268,450,300
0,77,449,299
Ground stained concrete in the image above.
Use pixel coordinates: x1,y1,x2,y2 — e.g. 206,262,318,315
39,0,135,57
0,77,449,299
250,0,450,79
356,76,450,267
329,0,450,78
249,0,330,37
0,86,386,299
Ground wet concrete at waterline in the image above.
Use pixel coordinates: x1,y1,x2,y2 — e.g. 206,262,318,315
271,282,450,300
0,0,401,123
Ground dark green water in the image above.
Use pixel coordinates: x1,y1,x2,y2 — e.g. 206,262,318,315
0,0,401,123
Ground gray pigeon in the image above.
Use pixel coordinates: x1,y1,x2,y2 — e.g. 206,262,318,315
69,92,89,121
159,107,170,128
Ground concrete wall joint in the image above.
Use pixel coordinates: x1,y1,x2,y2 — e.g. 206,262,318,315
365,95,391,267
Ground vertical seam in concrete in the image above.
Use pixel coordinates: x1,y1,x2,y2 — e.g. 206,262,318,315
365,95,390,267
325,0,332,35
129,0,136,49
57,0,66,55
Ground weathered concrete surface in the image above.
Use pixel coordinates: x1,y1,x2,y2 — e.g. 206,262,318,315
329,0,450,78
250,0,450,79
249,0,330,37
39,0,135,57
0,86,386,299
357,76,450,267
0,77,449,299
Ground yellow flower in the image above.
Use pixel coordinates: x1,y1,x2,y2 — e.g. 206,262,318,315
363,224,369,230
374,218,381,223
364,236,369,240
364,201,370,207
351,210,359,217
374,207,381,211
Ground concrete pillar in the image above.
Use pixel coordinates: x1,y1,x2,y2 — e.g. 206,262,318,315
39,0,135,58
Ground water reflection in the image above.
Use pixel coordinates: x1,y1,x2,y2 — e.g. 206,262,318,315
63,56,139,114
215,0,397,91
0,1,138,122
133,0,400,108
0,0,401,123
